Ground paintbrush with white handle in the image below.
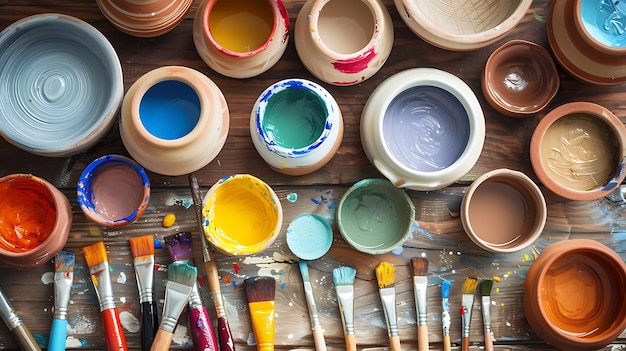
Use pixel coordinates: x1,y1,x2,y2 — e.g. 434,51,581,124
375,262,401,351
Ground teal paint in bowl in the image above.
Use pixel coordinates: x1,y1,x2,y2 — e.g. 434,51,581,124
286,213,333,260
580,0,626,48
337,179,415,255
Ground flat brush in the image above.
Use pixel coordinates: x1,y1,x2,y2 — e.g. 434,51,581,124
150,262,198,351
299,261,327,351
410,257,429,351
83,241,128,351
243,276,277,351
164,231,218,351
189,173,236,351
0,284,41,351
480,279,494,351
332,266,357,351
441,280,451,351
461,277,478,351
49,250,75,351
375,262,400,351
129,235,158,351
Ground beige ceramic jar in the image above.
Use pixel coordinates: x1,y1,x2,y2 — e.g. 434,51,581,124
193,0,290,79
119,66,230,176
97,0,193,37
294,0,393,86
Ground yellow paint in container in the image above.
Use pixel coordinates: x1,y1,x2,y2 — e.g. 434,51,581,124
208,0,274,53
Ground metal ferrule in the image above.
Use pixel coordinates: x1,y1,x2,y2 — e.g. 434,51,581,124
335,285,355,335
0,288,21,330
379,287,398,337
442,297,451,336
133,256,154,304
481,296,491,333
89,262,116,312
161,281,193,333
461,295,474,338
187,282,204,309
413,276,428,326
53,271,74,320
212,290,226,318
303,281,320,327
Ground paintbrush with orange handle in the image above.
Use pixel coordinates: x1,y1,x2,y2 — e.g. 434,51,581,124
375,262,401,351
461,277,478,351
410,257,429,351
480,279,494,351
243,276,277,351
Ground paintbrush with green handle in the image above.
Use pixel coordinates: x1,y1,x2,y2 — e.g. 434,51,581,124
461,277,478,351
332,266,357,351
375,262,401,351
480,279,494,351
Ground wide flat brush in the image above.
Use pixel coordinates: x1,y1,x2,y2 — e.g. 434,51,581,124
129,235,158,351
164,231,218,351
375,262,401,351
150,262,198,351
83,241,128,351
299,261,327,351
189,173,236,351
410,257,429,351
441,280,451,351
480,279,494,351
0,284,41,351
243,276,277,351
49,250,75,351
461,277,478,351
332,266,357,351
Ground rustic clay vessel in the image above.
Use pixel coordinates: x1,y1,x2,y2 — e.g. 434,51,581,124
394,0,532,51
482,40,560,118
250,78,343,176
548,0,626,85
461,169,547,253
193,0,290,79
294,0,393,86
119,66,230,176
524,239,626,351
530,102,626,201
0,174,72,268
97,0,193,37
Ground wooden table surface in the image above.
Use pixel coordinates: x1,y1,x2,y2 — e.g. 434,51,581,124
1,0,626,350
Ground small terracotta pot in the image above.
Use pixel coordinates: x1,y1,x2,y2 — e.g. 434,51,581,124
119,66,230,176
0,174,72,268
193,0,290,79
530,101,626,201
524,239,626,351
97,0,193,37
294,0,393,86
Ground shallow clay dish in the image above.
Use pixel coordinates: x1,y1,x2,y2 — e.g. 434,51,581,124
97,0,193,37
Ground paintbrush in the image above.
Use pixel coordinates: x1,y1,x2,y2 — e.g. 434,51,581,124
151,262,198,351
299,261,327,351
0,284,41,351
375,262,401,351
164,231,218,351
83,241,128,351
129,235,159,351
410,257,429,351
189,172,236,351
243,276,277,351
332,266,357,351
48,250,75,351
480,279,494,351
441,280,452,351
461,277,478,351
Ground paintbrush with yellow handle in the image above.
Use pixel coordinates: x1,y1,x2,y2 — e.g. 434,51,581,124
244,276,277,351
410,257,429,351
375,262,401,351
480,279,494,351
461,277,478,351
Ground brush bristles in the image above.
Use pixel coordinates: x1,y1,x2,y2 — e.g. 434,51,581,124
332,266,356,286
129,235,154,258
462,277,478,295
244,276,276,303
167,262,198,287
410,257,428,277
299,261,310,282
54,250,75,272
83,241,108,267
164,232,194,262
441,279,451,299
375,261,395,289
480,279,493,297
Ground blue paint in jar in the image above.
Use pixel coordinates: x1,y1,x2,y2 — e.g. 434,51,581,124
580,0,626,48
139,80,200,140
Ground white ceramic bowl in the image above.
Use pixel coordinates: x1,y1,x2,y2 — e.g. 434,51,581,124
0,14,123,157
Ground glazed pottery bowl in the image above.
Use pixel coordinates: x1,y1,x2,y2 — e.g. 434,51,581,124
120,66,230,176
0,13,123,157
202,174,283,256
524,239,626,351
530,102,626,201
77,154,150,228
393,0,532,51
286,213,333,260
337,179,415,255
461,169,547,253
361,68,485,191
250,78,344,176
0,174,72,268
97,0,193,37
482,40,560,117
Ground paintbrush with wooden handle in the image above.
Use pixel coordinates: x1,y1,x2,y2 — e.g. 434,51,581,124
461,277,478,351
332,266,357,351
480,279,494,351
0,284,41,351
410,257,429,351
375,261,401,351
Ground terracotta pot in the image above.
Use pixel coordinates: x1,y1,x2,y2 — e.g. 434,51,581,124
530,102,626,201
524,239,626,351
119,66,230,176
294,0,393,86
0,174,72,268
97,0,193,37
193,0,290,79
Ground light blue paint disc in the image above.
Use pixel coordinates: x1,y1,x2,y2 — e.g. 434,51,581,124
286,213,333,260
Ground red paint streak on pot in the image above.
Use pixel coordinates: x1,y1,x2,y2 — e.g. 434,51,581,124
332,47,377,74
